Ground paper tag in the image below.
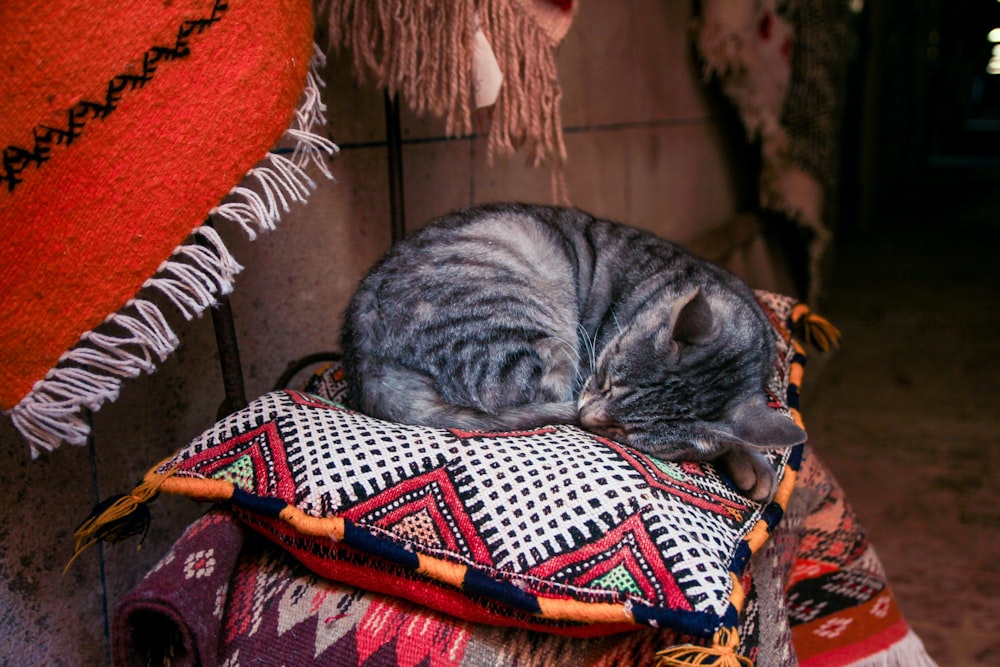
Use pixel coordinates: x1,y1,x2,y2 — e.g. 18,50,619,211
472,23,503,108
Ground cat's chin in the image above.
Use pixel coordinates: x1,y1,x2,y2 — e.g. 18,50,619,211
586,424,628,444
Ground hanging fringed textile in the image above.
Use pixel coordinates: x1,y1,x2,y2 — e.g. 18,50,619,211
0,0,338,456
320,0,576,200
694,0,853,304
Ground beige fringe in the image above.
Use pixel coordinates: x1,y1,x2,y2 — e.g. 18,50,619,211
480,0,568,201
321,0,569,202
477,0,565,166
842,630,940,667
323,0,475,137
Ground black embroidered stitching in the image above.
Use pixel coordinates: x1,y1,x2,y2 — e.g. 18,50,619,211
2,0,228,193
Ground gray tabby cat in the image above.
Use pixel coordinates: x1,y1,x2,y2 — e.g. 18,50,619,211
341,204,806,500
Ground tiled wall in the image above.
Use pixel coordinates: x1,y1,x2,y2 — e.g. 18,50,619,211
0,4,761,664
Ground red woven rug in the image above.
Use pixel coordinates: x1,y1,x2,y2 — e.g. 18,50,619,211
1,0,335,455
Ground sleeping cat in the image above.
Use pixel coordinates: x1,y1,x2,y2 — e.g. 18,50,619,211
340,203,806,501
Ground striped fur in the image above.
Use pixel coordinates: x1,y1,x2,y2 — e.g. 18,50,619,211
341,204,805,500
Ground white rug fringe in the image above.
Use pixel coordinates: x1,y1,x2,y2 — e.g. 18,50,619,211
843,629,939,667
10,44,338,458
212,43,338,238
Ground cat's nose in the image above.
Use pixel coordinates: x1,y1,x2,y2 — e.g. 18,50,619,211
578,400,626,442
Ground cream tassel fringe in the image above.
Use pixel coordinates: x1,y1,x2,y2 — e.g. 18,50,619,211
10,45,338,457
840,630,940,667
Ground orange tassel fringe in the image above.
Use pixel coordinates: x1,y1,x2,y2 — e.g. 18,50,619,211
654,627,753,667
792,304,841,352
64,459,179,572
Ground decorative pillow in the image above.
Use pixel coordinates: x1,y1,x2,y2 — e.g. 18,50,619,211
78,292,837,662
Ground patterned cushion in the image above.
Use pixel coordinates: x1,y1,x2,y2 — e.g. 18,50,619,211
137,291,811,645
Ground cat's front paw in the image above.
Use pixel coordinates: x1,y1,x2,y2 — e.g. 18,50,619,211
718,446,778,502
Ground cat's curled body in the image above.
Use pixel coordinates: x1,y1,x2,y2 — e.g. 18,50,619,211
341,204,806,500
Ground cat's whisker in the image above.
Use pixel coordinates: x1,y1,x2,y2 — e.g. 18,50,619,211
545,332,587,390
610,308,624,335
575,325,588,368
550,333,579,362
578,323,598,373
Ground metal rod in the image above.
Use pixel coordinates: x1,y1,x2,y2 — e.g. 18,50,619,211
204,94,404,415
384,92,406,244
199,219,248,417
208,292,248,417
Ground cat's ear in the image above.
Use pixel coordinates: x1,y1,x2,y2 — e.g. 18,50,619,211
719,394,807,449
656,289,716,353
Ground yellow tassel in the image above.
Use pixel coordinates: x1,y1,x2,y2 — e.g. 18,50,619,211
654,627,753,667
791,304,841,352
64,460,179,572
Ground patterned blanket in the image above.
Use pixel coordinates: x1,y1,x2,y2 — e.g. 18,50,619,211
112,447,936,666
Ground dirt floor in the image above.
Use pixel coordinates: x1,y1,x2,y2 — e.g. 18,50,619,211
801,166,1000,667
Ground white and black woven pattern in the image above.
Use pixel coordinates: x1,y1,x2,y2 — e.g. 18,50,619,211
165,388,793,619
